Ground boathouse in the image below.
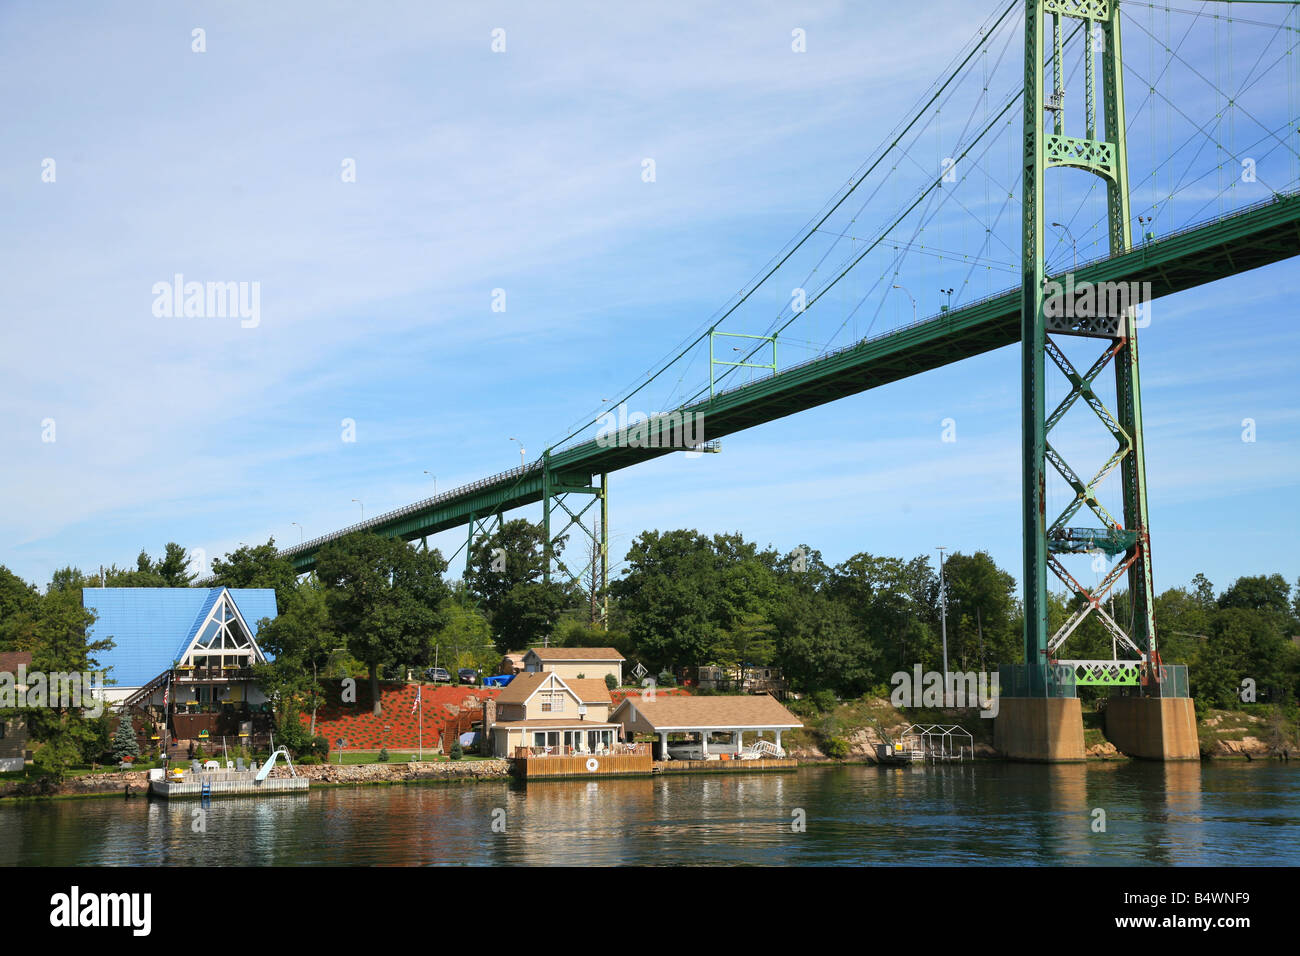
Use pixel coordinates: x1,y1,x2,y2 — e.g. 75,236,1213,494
610,693,802,760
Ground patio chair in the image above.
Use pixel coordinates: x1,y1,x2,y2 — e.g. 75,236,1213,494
191,760,201,774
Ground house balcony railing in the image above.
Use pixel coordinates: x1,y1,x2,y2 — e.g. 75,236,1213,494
173,666,256,681
514,742,648,759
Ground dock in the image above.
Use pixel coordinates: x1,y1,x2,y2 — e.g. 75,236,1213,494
148,768,309,799
514,749,654,779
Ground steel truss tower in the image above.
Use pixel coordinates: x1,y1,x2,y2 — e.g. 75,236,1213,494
1021,0,1162,695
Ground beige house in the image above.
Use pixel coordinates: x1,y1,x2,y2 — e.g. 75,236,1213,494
483,671,621,758
499,652,527,676
611,693,802,760
523,647,625,685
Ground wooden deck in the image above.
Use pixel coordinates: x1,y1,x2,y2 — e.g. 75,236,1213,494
148,769,309,799
514,751,654,779
653,758,799,774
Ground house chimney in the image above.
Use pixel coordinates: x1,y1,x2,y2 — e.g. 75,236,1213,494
482,698,496,757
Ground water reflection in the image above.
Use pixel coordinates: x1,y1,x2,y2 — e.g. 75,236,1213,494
0,763,1294,866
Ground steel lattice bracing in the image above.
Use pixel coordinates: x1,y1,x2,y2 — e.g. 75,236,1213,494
1022,0,1175,695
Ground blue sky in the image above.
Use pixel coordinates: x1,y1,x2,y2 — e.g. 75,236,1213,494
2,0,1297,601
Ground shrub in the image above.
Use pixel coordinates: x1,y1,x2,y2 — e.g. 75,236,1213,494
111,716,140,762
605,674,618,691
822,737,850,760
865,682,893,701
377,748,389,762
449,742,464,761
811,690,837,713
296,755,321,765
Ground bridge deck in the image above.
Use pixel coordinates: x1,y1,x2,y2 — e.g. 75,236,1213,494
279,192,1300,572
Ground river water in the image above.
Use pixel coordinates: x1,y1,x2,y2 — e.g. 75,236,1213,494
2,762,1296,866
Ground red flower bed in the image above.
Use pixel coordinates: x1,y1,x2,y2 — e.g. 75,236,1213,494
304,681,501,749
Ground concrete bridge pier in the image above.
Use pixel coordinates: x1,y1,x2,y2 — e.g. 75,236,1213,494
1104,696,1200,760
994,698,1086,762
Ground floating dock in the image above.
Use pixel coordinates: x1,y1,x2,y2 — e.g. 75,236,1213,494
148,768,309,799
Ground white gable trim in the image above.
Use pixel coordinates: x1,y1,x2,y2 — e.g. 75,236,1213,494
519,672,582,709
177,589,268,668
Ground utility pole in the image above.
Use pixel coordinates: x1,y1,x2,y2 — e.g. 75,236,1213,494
937,547,949,702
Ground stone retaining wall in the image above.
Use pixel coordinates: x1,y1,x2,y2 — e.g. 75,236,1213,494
266,760,510,784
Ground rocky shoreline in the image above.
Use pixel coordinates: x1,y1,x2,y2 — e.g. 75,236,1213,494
0,759,513,800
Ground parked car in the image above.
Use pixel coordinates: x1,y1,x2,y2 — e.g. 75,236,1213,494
458,668,479,684
425,667,451,683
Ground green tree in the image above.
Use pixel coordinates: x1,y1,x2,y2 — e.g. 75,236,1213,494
254,580,333,736
157,542,197,587
211,538,300,614
827,552,936,681
1217,573,1292,617
610,529,721,669
4,586,115,781
428,601,494,673
940,550,1018,671
464,519,574,651
315,533,451,715
112,714,141,762
770,590,876,697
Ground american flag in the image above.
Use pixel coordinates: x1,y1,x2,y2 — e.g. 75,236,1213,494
411,684,421,715
163,675,170,711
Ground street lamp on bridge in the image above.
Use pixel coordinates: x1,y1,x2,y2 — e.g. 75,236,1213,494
892,284,917,323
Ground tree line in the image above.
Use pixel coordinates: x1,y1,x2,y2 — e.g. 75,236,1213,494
2,521,1297,774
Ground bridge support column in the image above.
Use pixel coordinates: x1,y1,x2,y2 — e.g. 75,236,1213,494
1104,696,1199,760
994,697,1085,762
540,462,609,628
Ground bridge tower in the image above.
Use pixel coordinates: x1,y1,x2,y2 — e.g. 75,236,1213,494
1000,0,1198,760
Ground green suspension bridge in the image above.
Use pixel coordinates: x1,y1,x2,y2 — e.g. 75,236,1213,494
260,1,1300,706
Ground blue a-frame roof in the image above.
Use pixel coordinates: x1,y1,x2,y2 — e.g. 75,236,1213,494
83,587,277,687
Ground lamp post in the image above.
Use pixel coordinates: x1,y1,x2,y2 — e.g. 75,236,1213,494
509,437,525,470
424,470,436,498
937,546,949,703
1050,221,1077,272
291,521,303,544
939,287,954,312
892,284,917,323
352,498,364,520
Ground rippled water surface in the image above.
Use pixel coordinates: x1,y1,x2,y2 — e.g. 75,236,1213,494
2,762,1296,865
